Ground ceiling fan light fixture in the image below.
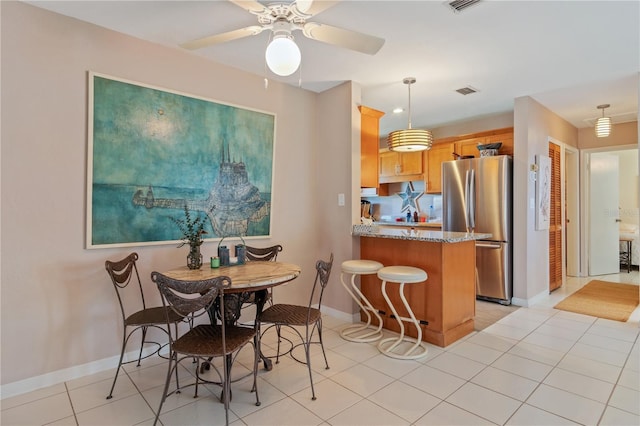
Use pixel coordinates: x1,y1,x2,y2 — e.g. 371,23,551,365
265,34,301,76
387,77,433,152
595,104,612,138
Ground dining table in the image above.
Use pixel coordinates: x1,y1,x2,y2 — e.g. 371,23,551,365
162,260,301,370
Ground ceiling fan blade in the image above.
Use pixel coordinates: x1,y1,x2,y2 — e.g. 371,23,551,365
302,22,384,55
180,26,264,50
228,0,269,14
298,0,340,16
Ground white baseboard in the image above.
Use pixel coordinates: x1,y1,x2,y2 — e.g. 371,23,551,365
511,289,549,308
318,305,358,323
0,346,163,400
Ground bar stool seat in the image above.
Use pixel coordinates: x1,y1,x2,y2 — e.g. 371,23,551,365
377,266,429,360
340,259,384,343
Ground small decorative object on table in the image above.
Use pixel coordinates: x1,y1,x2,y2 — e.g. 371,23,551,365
170,205,207,270
217,236,246,267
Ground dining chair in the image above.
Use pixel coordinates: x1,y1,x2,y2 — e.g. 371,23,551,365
104,252,181,400
244,244,283,305
258,253,334,400
150,272,260,426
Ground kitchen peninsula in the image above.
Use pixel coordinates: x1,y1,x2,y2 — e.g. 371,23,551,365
352,225,490,347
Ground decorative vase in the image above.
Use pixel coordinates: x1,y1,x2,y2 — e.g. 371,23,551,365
187,245,203,270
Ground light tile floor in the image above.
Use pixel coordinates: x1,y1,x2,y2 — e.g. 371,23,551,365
2,271,639,425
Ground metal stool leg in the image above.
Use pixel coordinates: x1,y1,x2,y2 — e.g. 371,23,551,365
340,271,383,342
377,280,428,360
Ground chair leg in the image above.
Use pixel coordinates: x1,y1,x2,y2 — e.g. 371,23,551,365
154,352,177,425
106,330,129,399
137,326,148,366
315,319,329,370
252,339,261,406
303,338,316,401
275,325,282,364
194,359,201,398
222,354,232,426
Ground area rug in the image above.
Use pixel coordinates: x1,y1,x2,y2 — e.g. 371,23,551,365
554,280,639,322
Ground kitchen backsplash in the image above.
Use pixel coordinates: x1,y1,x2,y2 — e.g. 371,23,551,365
362,181,442,222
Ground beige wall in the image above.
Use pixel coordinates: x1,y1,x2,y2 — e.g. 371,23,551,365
0,1,354,391
578,121,638,150
512,96,579,303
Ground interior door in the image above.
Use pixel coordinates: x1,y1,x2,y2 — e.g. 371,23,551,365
549,143,562,292
589,153,620,275
565,148,580,276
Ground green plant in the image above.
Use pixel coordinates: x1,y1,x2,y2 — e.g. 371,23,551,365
169,204,207,248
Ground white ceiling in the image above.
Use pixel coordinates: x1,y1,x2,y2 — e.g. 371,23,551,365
25,0,639,137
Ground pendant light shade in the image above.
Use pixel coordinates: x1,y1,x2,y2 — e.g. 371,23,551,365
265,33,301,76
595,104,611,138
387,77,433,152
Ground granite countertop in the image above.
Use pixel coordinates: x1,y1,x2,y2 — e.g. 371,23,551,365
352,224,491,243
376,221,442,228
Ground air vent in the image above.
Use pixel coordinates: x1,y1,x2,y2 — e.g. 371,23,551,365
456,86,478,95
447,0,482,13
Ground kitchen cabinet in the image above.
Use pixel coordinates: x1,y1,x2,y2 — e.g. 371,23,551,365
359,106,385,190
379,150,423,183
424,142,454,193
445,127,514,158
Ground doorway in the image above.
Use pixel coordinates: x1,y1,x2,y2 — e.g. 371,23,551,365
565,146,580,277
583,145,638,276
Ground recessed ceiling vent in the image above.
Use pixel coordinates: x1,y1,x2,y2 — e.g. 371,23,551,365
456,86,478,95
447,0,482,13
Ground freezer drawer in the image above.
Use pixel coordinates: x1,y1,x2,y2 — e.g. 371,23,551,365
476,241,511,304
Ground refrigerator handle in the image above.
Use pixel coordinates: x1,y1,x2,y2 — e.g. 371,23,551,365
464,170,470,232
469,168,475,231
476,242,502,249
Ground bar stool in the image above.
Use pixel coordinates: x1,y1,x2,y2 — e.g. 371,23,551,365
377,266,429,359
340,259,384,342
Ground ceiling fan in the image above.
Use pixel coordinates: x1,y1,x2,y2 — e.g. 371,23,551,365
180,0,385,76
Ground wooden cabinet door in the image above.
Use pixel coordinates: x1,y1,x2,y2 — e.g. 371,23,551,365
399,151,423,175
379,151,398,178
455,138,481,157
379,150,424,183
359,106,384,188
425,143,454,193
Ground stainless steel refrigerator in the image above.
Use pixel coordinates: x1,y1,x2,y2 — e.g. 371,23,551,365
442,155,512,304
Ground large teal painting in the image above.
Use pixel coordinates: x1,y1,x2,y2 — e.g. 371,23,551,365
87,72,275,248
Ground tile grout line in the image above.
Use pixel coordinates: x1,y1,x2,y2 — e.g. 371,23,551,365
63,382,80,426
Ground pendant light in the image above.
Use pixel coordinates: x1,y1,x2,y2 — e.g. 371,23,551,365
265,22,301,77
595,104,612,138
387,77,433,152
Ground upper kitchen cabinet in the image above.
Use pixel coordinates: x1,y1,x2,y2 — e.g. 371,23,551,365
359,106,385,189
379,150,424,183
450,127,514,158
424,142,455,193
422,127,514,194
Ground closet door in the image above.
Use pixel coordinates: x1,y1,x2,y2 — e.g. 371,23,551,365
549,142,562,292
